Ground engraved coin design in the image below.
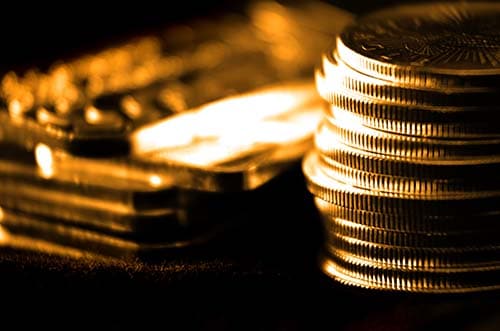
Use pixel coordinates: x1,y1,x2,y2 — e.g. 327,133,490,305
338,3,500,86
311,2,500,292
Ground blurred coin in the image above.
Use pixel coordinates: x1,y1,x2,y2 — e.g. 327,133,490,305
249,0,354,77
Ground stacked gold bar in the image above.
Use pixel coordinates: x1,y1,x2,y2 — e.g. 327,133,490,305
305,2,500,292
0,1,354,260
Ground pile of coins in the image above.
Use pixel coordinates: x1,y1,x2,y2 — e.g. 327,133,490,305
305,2,500,292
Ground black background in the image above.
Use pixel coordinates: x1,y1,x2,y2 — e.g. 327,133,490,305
0,0,498,329
0,0,405,72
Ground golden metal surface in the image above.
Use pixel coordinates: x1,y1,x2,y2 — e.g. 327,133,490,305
318,155,500,194
329,105,500,138
0,0,356,260
323,52,498,107
337,2,500,87
320,253,500,293
304,152,500,213
323,117,500,159
310,4,500,291
43,81,323,192
324,217,500,248
315,197,500,233
316,67,500,124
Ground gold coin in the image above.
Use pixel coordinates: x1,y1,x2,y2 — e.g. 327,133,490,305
315,68,500,123
315,127,500,178
315,197,500,233
319,155,500,195
329,105,500,138
323,118,500,160
324,217,500,248
303,151,500,214
322,52,499,107
337,2,500,88
325,234,500,270
320,252,500,293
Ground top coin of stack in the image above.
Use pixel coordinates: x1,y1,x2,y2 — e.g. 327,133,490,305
306,2,500,292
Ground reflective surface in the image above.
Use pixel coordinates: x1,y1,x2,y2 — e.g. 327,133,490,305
309,2,500,293
0,0,354,260
0,0,498,327
339,2,500,86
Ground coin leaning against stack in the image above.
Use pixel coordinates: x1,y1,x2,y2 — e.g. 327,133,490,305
304,2,500,293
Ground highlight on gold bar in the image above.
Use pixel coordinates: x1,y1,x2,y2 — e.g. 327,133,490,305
0,0,356,261
40,80,324,192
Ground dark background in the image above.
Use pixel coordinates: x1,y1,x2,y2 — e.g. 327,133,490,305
0,0,498,329
0,0,404,72
1,0,490,71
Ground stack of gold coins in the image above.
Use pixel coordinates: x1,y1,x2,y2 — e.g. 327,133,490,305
304,2,500,293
